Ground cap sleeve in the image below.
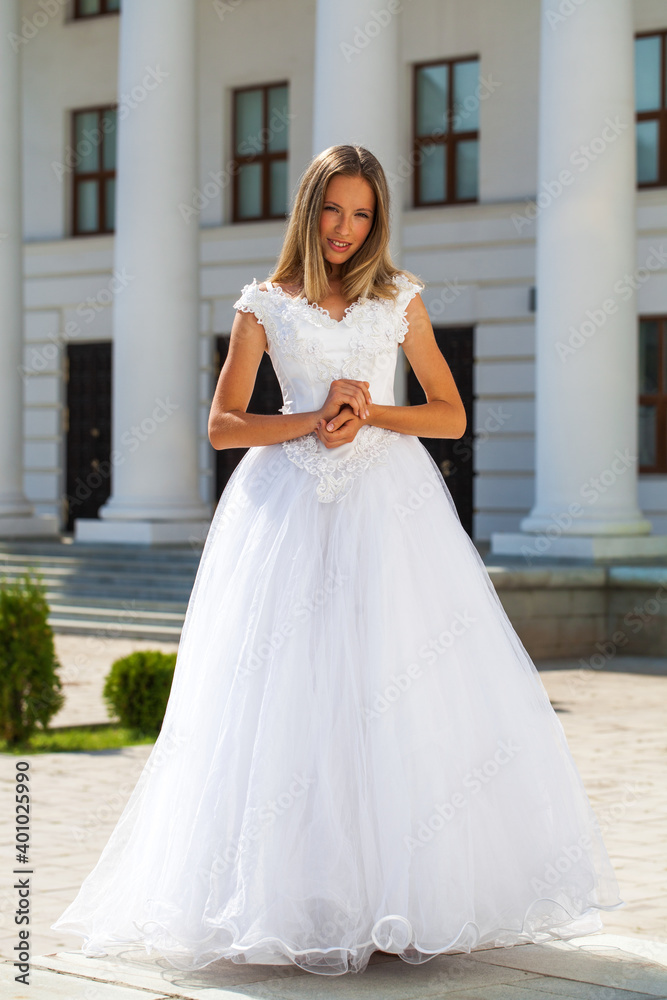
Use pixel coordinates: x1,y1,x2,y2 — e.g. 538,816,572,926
233,278,265,326
392,273,424,344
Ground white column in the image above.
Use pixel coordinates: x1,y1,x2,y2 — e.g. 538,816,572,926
491,0,667,561
78,0,210,545
312,0,407,402
0,0,57,538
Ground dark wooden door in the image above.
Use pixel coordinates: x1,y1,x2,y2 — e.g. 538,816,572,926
214,336,283,499
406,327,475,537
65,342,112,531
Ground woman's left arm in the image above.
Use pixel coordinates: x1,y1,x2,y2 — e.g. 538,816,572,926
318,294,467,446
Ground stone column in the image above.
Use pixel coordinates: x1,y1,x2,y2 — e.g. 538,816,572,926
79,0,209,545
0,0,57,538
491,0,667,560
312,0,407,402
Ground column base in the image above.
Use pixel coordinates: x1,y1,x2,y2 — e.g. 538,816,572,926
75,518,211,547
490,531,667,561
0,514,59,539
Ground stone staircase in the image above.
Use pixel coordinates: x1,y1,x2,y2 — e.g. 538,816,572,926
0,539,202,641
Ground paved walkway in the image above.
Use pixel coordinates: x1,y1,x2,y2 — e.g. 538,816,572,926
1,637,666,998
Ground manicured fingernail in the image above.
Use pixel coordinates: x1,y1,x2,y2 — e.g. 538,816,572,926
327,422,334,431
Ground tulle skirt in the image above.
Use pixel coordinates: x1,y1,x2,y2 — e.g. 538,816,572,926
51,433,623,976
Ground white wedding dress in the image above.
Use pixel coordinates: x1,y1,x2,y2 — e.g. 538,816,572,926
51,273,623,976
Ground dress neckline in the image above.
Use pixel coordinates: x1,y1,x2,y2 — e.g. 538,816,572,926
264,279,364,326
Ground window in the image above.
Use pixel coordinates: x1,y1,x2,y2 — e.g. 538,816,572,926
74,0,120,17
232,82,289,222
413,57,480,207
71,106,117,236
639,316,667,473
635,31,666,187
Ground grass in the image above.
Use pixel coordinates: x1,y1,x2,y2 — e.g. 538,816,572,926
0,722,158,754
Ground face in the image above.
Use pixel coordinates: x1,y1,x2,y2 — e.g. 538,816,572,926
319,174,376,272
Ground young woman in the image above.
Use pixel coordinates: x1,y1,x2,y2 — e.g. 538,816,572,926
52,144,622,978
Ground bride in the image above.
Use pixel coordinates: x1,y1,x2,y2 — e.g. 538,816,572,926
51,143,623,977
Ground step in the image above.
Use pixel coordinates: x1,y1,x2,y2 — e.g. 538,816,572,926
0,553,200,575
0,562,198,583
43,594,187,612
0,540,203,564
47,603,186,624
48,616,183,641
3,575,195,597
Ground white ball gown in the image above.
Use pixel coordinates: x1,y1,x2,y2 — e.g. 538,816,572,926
51,273,623,977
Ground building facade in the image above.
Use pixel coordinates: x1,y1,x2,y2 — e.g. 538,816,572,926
2,0,667,556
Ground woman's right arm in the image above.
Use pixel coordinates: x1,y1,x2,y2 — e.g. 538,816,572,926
208,309,372,450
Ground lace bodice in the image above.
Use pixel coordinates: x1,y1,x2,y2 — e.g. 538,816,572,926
232,273,423,502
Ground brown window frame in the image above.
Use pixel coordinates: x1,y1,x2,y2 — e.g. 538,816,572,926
231,81,289,224
639,315,667,474
73,0,120,18
635,29,667,189
412,55,480,208
71,104,117,237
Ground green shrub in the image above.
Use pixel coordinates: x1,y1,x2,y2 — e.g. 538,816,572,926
0,572,64,747
103,650,176,735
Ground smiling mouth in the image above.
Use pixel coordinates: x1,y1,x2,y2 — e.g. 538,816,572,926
328,238,351,248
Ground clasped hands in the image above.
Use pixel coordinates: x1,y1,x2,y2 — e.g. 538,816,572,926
315,378,373,449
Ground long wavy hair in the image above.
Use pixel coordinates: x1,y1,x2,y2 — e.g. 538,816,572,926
268,144,424,306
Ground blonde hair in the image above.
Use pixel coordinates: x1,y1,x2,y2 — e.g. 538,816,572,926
268,144,424,306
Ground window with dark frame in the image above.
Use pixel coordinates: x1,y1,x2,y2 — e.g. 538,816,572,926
74,0,120,18
639,316,667,474
635,30,666,188
232,82,289,223
412,56,480,208
71,106,117,236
